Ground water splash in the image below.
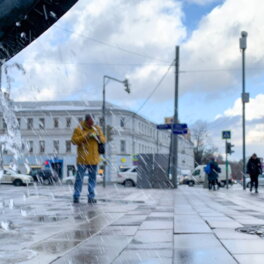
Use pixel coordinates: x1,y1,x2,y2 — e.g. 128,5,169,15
21,209,27,217
0,63,28,174
0,220,12,231
8,199,14,209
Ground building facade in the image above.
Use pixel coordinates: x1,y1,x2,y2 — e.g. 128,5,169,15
0,101,194,180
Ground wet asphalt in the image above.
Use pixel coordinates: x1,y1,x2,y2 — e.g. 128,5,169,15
1,183,264,263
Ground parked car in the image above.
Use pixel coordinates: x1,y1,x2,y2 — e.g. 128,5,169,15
0,168,34,186
246,174,264,188
116,166,137,187
62,174,103,185
30,169,59,185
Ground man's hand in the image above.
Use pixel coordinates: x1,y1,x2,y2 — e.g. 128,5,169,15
90,132,97,138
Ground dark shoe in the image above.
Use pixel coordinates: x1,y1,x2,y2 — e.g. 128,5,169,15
250,187,252,192
73,198,79,204
88,198,97,204
255,189,258,193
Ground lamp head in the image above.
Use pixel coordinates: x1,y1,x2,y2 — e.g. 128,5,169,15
241,31,248,38
123,79,130,94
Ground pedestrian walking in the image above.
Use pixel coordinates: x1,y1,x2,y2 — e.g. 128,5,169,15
205,157,221,190
71,114,106,204
247,153,262,193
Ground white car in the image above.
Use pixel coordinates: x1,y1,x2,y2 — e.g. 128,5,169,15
0,168,34,186
62,174,103,185
116,166,137,187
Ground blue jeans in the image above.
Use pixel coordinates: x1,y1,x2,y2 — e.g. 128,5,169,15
73,164,97,200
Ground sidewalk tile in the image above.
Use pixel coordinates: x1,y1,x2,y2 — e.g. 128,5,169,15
222,239,264,254
174,234,236,264
174,215,212,233
234,254,264,264
214,228,262,240
112,249,172,264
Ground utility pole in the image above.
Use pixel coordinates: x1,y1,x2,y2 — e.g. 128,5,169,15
171,46,180,188
0,62,3,170
240,31,248,190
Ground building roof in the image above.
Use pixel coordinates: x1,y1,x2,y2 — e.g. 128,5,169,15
13,100,122,112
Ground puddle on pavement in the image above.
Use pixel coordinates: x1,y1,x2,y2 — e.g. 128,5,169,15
31,215,68,222
97,199,145,204
0,249,37,263
32,240,81,254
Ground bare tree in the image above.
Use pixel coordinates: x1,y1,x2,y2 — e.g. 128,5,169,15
191,121,218,166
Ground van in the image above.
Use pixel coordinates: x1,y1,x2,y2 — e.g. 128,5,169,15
189,164,232,186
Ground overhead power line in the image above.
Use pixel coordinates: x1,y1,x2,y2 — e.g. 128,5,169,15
53,24,170,64
134,60,175,115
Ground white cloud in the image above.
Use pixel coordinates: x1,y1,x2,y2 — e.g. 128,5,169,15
180,0,264,95
9,0,186,104
207,93,264,160
222,94,264,121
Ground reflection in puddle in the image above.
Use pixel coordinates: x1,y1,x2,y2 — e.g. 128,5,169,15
33,240,81,254
31,215,68,222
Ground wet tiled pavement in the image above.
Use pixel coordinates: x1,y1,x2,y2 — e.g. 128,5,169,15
2,184,264,263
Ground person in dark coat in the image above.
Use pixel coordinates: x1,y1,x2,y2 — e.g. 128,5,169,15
207,157,221,190
247,153,262,193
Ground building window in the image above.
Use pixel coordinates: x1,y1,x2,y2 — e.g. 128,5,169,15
17,118,20,128
53,140,59,153
39,140,45,153
66,118,71,128
66,140,71,153
120,117,125,128
120,140,126,153
27,118,33,130
53,118,59,128
28,141,33,153
2,119,6,129
39,118,45,129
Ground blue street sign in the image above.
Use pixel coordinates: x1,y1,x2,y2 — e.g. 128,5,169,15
157,123,188,130
172,123,187,129
222,130,231,139
173,128,188,135
157,124,172,129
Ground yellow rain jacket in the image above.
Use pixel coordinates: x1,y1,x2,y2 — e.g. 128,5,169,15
71,121,106,165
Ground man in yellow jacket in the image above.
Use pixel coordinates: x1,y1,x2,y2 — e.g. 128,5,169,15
71,114,106,204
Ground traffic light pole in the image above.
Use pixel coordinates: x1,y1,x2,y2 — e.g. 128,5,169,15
225,140,229,189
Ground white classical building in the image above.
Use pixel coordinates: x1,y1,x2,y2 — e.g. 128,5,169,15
0,101,194,180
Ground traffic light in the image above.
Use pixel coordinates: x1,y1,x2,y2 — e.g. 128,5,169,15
106,125,114,142
226,142,234,155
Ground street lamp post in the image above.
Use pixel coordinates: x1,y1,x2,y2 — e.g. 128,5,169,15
240,31,249,190
102,75,130,188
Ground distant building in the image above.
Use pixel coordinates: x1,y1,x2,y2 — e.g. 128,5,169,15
0,101,194,180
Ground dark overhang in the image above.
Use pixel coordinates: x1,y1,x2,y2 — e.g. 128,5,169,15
0,0,78,61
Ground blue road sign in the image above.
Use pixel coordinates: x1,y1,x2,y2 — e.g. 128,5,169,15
222,130,231,139
157,123,188,130
157,124,172,129
173,128,188,135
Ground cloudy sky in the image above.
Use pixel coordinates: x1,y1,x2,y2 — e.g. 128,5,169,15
4,0,264,161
